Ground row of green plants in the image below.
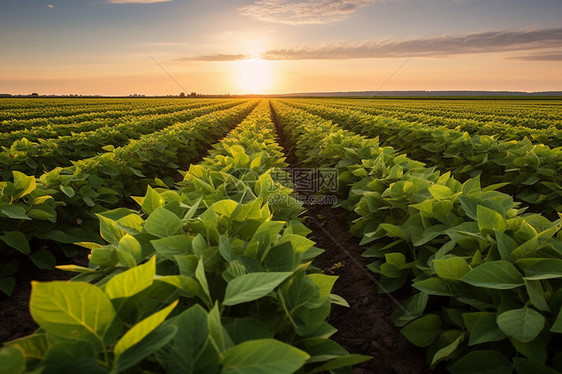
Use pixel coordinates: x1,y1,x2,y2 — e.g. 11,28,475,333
0,100,369,373
272,100,562,374
284,100,562,216
0,101,241,178
0,101,211,142
0,101,257,296
0,99,188,123
311,99,562,131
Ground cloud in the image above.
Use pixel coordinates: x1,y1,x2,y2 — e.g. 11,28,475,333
240,0,380,25
109,0,173,4
48,4,54,8
509,51,562,61
260,28,562,60
177,54,252,62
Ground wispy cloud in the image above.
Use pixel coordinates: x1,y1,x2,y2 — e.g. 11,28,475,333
240,0,380,25
48,4,54,8
509,51,562,61
261,28,562,59
177,54,252,62
108,0,173,4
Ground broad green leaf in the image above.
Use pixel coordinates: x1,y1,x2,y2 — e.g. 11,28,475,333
97,215,126,245
279,234,315,253
524,260,562,280
116,234,142,268
401,314,442,347
513,358,561,374
433,257,470,281
59,185,75,198
477,205,506,233
378,223,408,240
0,347,25,374
0,204,30,220
30,281,116,343
13,171,36,198
428,184,452,200
0,232,30,255
151,235,192,258
211,200,238,218
140,186,165,214
118,325,177,372
525,279,550,312
461,261,524,289
114,300,178,357
496,307,545,343
431,332,464,366
221,339,309,374
550,308,562,333
29,250,56,269
165,304,215,374
144,207,182,238
4,334,48,360
468,314,506,346
224,272,292,306
105,257,155,299
155,275,199,296
449,350,512,374
413,278,453,296
0,278,15,297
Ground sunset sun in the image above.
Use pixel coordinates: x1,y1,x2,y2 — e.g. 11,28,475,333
235,58,273,94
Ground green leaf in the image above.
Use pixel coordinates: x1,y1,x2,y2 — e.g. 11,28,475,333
279,234,315,253
13,171,36,199
468,314,506,346
524,260,562,280
144,207,182,238
0,347,25,374
0,232,30,254
30,281,116,343
114,300,178,357
433,257,470,281
448,350,512,374
116,234,142,268
211,200,238,218
309,354,372,373
221,339,309,374
0,204,31,220
431,332,464,367
224,272,292,306
195,259,211,304
513,358,561,374
29,250,56,269
401,314,442,347
97,215,126,245
105,257,155,299
413,278,453,296
140,186,165,214
428,184,452,200
0,277,16,297
461,261,524,289
477,205,506,233
496,307,545,343
165,304,215,374
552,308,562,333
59,185,75,198
151,235,191,258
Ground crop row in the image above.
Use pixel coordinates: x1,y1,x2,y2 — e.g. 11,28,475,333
283,100,562,216
272,100,562,374
309,99,562,130
0,101,257,296
0,99,195,122
0,101,242,179
0,100,368,373
303,99,562,143
0,100,215,134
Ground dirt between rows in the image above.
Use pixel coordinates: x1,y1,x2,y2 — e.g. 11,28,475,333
271,103,430,374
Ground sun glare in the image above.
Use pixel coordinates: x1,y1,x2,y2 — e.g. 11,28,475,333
235,58,273,94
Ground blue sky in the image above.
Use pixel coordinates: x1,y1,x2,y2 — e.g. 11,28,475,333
1,0,561,94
